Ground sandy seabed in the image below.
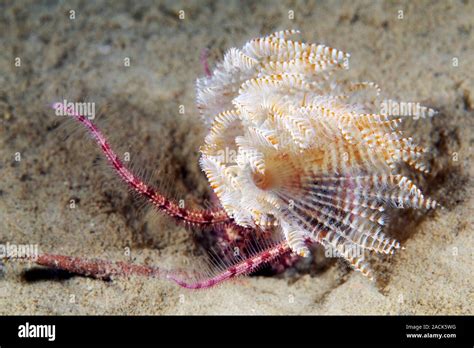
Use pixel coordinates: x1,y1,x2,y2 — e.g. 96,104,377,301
0,0,473,314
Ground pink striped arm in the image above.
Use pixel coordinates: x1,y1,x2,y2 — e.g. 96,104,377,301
55,104,231,226
21,241,291,289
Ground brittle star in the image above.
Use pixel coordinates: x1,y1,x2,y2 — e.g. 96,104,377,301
15,106,298,289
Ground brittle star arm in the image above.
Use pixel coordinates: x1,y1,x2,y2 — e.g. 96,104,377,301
200,47,212,77
56,104,232,226
14,240,292,289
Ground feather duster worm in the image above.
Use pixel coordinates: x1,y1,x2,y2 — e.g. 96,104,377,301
196,30,438,278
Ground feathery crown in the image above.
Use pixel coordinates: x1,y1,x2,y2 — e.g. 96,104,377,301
196,30,437,278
